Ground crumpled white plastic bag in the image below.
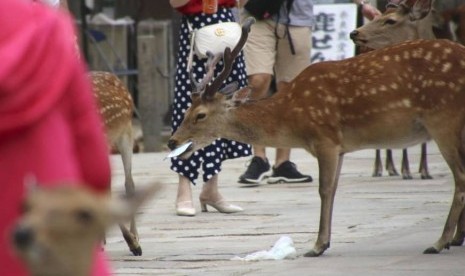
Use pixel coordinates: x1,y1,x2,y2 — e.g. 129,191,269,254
231,236,297,261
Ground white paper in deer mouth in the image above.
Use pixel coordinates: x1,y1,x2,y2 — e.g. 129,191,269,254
166,141,193,158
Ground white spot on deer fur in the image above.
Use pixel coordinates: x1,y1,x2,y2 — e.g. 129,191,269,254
433,42,441,48
291,83,296,89
394,55,401,62
424,51,433,61
304,90,311,97
310,76,316,82
435,81,446,87
293,107,303,113
442,63,452,73
379,85,387,92
444,47,453,54
390,83,398,90
402,99,411,108
370,88,377,95
383,55,390,61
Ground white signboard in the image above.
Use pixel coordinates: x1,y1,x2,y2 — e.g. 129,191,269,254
311,3,358,63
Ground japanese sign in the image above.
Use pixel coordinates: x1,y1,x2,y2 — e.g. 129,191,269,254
312,4,358,63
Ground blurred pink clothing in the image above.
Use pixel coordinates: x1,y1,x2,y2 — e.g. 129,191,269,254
0,1,111,275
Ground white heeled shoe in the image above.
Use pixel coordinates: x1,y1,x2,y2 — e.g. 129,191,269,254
200,200,243,213
176,201,196,216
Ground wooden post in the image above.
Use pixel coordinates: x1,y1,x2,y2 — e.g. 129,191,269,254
137,20,173,152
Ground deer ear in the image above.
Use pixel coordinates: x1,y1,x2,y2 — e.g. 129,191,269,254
409,0,432,21
107,182,162,223
228,86,252,107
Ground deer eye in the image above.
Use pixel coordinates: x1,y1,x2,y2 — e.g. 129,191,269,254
75,209,93,224
384,19,397,25
195,113,206,122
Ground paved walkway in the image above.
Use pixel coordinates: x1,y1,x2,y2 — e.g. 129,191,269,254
106,142,465,275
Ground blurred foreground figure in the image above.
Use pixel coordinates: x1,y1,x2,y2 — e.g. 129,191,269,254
0,0,112,275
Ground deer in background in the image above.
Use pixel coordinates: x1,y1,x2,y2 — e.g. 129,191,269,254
169,17,465,256
90,71,141,255
350,0,437,180
11,181,161,276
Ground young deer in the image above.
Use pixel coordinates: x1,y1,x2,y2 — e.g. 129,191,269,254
350,0,436,180
11,182,161,276
90,71,140,255
168,17,465,256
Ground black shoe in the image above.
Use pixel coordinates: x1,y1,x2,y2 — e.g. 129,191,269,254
238,157,271,185
267,161,313,184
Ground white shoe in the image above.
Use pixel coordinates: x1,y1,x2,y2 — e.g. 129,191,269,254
200,200,243,213
175,201,196,216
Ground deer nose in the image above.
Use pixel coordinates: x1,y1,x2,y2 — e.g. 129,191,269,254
12,225,35,249
349,30,359,40
167,139,178,150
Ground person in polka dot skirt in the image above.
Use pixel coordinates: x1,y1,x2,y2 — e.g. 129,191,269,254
169,0,251,216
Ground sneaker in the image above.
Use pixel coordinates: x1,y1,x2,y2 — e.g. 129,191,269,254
238,157,271,185
267,161,313,184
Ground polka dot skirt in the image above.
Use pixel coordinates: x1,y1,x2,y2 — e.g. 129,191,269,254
170,7,251,184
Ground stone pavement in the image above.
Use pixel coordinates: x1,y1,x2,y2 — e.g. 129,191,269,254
106,142,465,276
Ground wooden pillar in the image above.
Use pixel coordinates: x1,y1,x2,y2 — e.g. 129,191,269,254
137,20,173,152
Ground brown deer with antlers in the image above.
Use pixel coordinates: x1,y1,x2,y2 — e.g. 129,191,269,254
90,71,141,255
168,17,465,256
350,0,437,180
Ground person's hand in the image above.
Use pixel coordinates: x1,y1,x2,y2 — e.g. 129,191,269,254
361,3,381,20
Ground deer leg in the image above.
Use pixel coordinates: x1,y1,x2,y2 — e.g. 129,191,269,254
401,148,413,180
304,147,343,257
119,224,141,255
451,207,465,246
116,128,141,256
385,149,399,176
424,131,465,254
372,149,383,177
419,143,433,179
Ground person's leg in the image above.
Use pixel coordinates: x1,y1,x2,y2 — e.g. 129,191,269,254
176,175,195,216
267,24,313,184
199,174,243,213
237,14,276,184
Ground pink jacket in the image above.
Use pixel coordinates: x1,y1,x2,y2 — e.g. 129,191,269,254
0,1,111,275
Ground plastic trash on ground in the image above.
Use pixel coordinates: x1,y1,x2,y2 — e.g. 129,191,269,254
231,236,297,261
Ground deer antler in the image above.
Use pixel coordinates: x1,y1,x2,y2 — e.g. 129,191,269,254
189,51,222,94
202,17,255,101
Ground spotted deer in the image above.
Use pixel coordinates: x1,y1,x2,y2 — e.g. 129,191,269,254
90,71,141,255
12,181,161,276
168,17,465,256
350,0,437,180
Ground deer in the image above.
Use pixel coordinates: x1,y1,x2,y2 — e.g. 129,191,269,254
350,0,438,180
90,71,141,255
11,181,161,276
168,17,465,256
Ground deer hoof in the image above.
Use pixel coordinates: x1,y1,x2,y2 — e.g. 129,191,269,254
131,246,142,256
421,174,433,180
451,238,464,246
372,172,382,177
423,246,440,254
402,175,413,180
387,170,399,177
304,243,329,257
